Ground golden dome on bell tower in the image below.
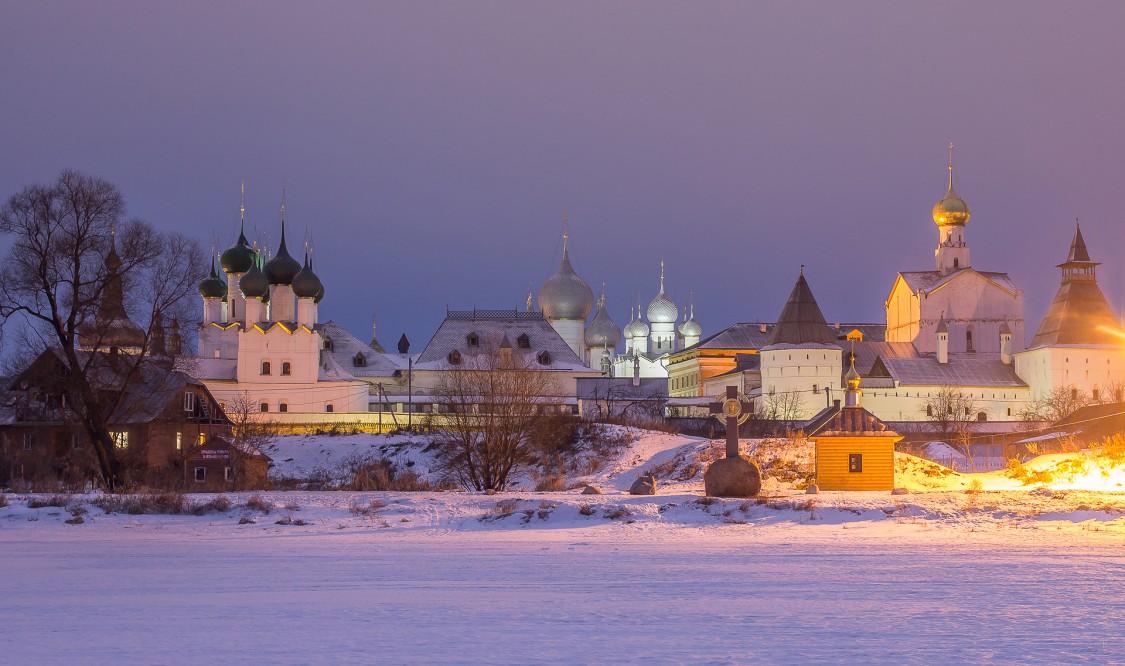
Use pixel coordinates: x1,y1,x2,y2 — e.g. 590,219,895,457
932,143,970,227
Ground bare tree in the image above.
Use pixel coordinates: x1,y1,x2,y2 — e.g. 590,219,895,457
922,385,983,471
761,389,806,434
1020,386,1091,423
0,170,203,489
432,340,562,491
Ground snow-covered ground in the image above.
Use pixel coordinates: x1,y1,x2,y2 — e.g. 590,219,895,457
2,429,1123,663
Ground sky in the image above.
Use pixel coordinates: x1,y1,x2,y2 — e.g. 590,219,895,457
3,2,1125,350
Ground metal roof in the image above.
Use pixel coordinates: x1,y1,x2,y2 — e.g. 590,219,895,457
874,355,1027,387
415,311,588,370
765,273,837,346
804,404,900,438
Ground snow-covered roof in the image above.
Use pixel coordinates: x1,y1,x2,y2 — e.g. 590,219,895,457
320,320,408,377
415,310,590,371
897,269,1020,296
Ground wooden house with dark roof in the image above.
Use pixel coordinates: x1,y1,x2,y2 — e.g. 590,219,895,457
0,348,230,489
805,363,901,491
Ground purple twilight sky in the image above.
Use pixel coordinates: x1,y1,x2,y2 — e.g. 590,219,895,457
3,2,1125,349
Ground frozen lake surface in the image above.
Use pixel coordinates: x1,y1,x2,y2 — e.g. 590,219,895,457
2,518,1122,665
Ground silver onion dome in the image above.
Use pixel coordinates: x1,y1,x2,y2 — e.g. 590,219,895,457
623,305,649,339
584,297,622,349
646,260,678,324
538,245,594,321
679,313,702,338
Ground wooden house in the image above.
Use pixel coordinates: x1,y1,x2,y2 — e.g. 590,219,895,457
182,436,271,490
804,362,902,491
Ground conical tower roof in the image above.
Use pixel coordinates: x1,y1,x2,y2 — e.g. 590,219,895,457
1030,223,1121,348
765,269,836,346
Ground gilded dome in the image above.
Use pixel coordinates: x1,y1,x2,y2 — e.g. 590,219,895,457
933,146,970,226
538,247,594,321
932,184,970,226
584,297,622,349
198,256,228,299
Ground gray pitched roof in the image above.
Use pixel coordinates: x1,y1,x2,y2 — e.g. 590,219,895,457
873,355,1026,387
321,320,407,377
765,273,837,346
415,310,587,370
680,322,885,354
898,269,1020,295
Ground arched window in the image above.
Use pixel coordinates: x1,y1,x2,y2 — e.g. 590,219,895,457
466,332,479,347
261,361,271,375
259,402,269,413
281,361,292,376
448,350,462,365
537,351,552,366
353,353,366,368
965,329,974,352
953,258,960,268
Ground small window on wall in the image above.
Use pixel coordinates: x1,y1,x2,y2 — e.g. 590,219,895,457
224,467,233,481
466,333,480,347
176,432,183,451
260,403,269,413
23,433,36,450
195,467,206,483
281,362,292,376
323,337,334,351
517,334,530,349
977,412,988,422
279,402,288,413
326,404,334,413
261,361,272,375
849,454,863,473
537,351,551,366
111,432,129,449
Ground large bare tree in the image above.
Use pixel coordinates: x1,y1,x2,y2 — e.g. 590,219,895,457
432,339,562,491
0,170,203,488
922,385,984,470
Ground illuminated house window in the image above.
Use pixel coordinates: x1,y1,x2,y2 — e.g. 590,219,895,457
176,432,182,450
111,431,129,449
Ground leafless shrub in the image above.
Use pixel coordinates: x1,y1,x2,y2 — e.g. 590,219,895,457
534,473,567,492
93,491,187,515
244,494,271,514
284,500,301,512
0,494,8,508
603,506,631,520
27,494,72,509
349,497,387,516
578,503,596,516
191,495,231,515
